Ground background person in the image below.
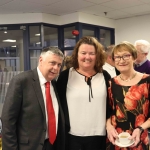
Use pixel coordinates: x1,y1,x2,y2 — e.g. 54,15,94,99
103,45,120,78
134,39,150,74
62,56,72,71
56,36,111,150
106,41,150,150
1,47,65,150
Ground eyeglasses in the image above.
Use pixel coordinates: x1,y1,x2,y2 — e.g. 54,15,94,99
113,54,131,62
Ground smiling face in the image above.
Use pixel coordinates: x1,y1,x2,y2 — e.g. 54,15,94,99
114,49,135,73
77,44,96,71
38,53,63,81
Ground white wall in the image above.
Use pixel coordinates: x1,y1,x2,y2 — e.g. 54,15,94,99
115,14,150,59
116,14,150,44
0,12,116,28
78,12,116,28
60,12,116,28
0,13,43,24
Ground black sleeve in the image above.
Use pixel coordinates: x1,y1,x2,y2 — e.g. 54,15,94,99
56,69,69,104
56,69,70,132
103,70,112,119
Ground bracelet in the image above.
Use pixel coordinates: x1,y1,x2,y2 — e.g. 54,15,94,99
136,126,144,134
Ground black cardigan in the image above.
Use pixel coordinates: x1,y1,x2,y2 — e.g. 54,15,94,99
56,68,111,133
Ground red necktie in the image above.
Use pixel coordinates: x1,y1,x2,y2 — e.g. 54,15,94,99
45,82,56,144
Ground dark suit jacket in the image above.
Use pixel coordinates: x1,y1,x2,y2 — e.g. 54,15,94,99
1,68,65,150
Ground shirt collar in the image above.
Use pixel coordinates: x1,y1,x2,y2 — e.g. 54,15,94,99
136,59,147,66
104,63,115,70
37,67,49,85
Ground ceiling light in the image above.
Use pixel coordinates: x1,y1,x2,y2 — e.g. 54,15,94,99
3,39,16,42
35,33,40,36
11,45,16,47
4,31,7,33
36,42,41,44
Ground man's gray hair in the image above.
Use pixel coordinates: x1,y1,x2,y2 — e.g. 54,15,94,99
40,47,64,59
134,40,150,53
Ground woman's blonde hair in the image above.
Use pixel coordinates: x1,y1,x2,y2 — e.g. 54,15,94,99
112,41,137,61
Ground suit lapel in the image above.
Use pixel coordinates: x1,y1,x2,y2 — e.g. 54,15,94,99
32,69,46,119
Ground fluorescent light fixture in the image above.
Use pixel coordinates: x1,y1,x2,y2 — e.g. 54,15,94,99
3,39,16,42
36,42,41,44
11,45,16,47
35,33,40,36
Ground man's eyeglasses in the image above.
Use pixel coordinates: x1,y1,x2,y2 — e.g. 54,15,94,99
137,51,146,54
113,54,131,62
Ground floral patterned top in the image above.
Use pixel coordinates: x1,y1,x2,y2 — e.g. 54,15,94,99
106,74,150,150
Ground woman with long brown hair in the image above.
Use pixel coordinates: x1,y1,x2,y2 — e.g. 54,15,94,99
57,36,111,150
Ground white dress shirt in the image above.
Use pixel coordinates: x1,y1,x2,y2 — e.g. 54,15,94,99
37,67,59,139
103,63,116,78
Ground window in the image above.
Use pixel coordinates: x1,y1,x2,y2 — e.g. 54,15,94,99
64,50,73,56
82,25,95,37
30,50,41,69
100,29,111,47
29,26,41,47
64,26,76,47
44,26,58,47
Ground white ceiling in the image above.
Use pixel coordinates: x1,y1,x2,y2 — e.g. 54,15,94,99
0,0,150,20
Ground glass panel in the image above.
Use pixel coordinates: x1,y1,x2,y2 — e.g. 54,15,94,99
0,30,24,71
30,50,41,69
44,26,58,47
64,50,73,56
100,29,111,47
0,29,24,107
64,26,76,47
29,26,41,47
82,29,94,37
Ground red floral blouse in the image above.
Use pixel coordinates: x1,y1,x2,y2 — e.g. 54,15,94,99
106,74,150,150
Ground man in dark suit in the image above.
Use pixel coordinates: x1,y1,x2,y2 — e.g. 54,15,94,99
1,47,65,150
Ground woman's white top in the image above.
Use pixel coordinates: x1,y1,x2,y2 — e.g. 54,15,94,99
67,68,107,136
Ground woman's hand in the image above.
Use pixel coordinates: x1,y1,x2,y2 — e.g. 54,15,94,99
106,124,118,145
129,128,141,147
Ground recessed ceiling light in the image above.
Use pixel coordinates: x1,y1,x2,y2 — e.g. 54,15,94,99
36,42,41,44
11,45,16,47
4,31,7,33
35,33,40,36
3,39,16,42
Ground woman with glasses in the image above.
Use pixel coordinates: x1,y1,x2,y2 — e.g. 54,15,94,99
106,41,150,150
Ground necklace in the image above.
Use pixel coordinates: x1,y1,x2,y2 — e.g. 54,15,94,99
119,72,137,82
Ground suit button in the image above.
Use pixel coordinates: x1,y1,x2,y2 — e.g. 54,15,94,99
43,129,46,132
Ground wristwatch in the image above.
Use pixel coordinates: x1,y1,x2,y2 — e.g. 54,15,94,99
136,126,144,134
